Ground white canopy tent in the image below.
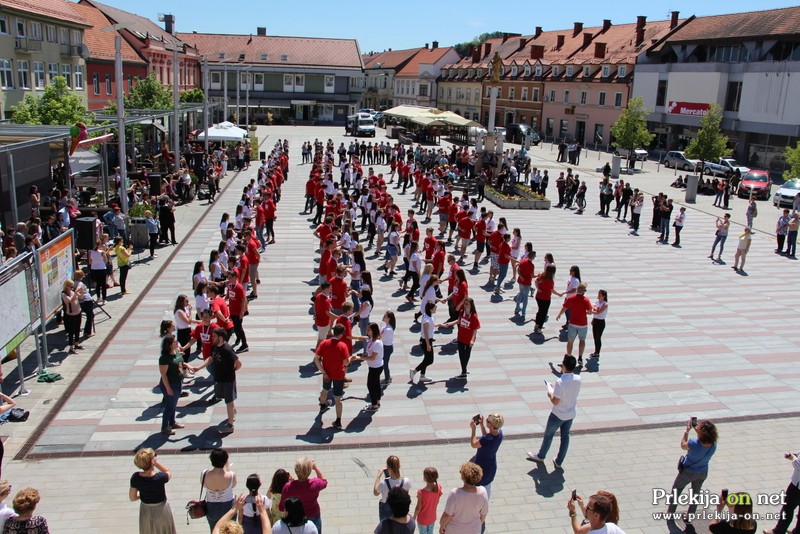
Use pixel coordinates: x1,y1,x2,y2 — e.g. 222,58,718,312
196,121,247,142
68,149,102,176
383,105,481,127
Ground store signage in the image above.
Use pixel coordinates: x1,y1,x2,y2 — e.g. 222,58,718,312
666,101,710,116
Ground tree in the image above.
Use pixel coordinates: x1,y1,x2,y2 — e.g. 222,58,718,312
124,72,172,109
180,87,205,103
10,76,88,125
610,96,654,168
685,103,730,179
453,31,504,57
783,141,800,180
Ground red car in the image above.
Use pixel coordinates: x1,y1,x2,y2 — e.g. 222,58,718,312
737,170,772,200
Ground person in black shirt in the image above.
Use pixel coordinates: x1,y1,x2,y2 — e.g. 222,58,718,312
659,199,674,244
191,328,241,434
129,447,177,533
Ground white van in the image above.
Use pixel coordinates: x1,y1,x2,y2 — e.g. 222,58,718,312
346,113,376,137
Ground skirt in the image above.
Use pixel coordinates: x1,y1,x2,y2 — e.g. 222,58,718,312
139,501,177,534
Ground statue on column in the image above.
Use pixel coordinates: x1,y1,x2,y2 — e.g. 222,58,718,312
490,52,502,84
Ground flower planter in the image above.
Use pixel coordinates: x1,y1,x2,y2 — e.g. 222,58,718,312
485,187,551,210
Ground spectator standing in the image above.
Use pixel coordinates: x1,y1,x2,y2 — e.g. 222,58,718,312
709,214,731,261
470,413,504,500
568,492,625,534
709,492,756,534
527,355,582,468
201,449,237,531
439,463,489,534
61,279,82,354
373,456,412,521
666,419,718,520
2,488,48,534
73,271,94,340
786,213,799,259
745,199,758,228
732,227,752,273
672,207,686,247
0,481,13,532
764,451,800,534
776,209,791,255
144,210,159,258
374,487,416,534
114,237,132,295
129,448,177,534
279,458,327,534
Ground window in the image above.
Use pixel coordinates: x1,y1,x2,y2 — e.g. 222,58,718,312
60,28,69,44
239,72,248,90
485,86,490,98
546,118,553,136
533,88,539,102
602,66,610,78
598,91,606,106
0,16,7,35
508,87,515,100
563,90,569,103
254,73,264,91
17,60,29,88
497,87,502,99
48,63,57,83
61,63,71,87
535,65,542,77
559,119,569,138
127,75,132,93
324,75,334,93
210,71,221,89
725,81,743,112
33,62,45,89
524,65,531,76
583,66,590,77
466,88,471,102
0,59,12,88
92,73,99,95
566,66,573,77
618,66,627,78
294,74,304,91
511,65,518,76
552,67,559,77
656,80,667,107
74,65,83,89
71,29,81,45
548,89,555,102
280,54,289,62
45,25,56,42
105,73,112,94
30,22,41,41
260,54,268,61
419,83,428,97
15,18,26,37
283,73,293,91
580,91,587,105
614,92,623,107
521,87,528,101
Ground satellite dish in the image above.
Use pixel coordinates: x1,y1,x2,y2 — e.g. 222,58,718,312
79,44,90,60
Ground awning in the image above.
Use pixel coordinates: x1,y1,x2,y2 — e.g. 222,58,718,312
196,121,247,142
69,149,102,175
290,100,316,106
227,99,292,109
411,116,447,127
383,105,481,128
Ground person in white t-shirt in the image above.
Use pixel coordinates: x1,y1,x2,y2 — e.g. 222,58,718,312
527,355,582,468
568,491,625,534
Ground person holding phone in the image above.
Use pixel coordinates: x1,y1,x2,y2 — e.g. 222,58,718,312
568,491,623,533
470,413,504,501
373,455,411,521
763,451,800,534
666,419,718,522
708,491,756,533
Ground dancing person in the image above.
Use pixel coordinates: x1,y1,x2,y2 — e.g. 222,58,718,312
380,312,396,384
357,323,384,410
410,302,437,385
441,298,480,380
533,265,557,334
590,290,608,360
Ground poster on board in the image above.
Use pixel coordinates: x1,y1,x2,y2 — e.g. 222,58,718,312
0,253,39,357
37,230,75,321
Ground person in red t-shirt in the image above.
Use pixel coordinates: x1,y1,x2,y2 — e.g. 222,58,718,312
442,298,480,379
437,194,452,235
226,271,249,352
422,227,438,261
187,309,215,362
426,240,446,278
487,224,506,285
494,233,513,296
456,215,475,261
447,203,459,242
533,265,558,334
328,265,352,313
208,285,234,339
263,196,277,244
556,283,594,364
313,323,352,429
473,214,488,268
314,281,338,348
510,245,535,319
243,229,260,298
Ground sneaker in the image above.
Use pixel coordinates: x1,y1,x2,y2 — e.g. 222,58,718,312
455,373,467,379
219,423,235,434
319,402,330,412
553,460,563,469
161,428,176,436
409,369,417,382
526,452,544,462
170,423,186,429
331,419,343,430
419,375,432,383
236,345,249,353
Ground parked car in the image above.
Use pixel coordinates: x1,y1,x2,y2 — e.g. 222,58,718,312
718,158,750,176
493,126,506,139
505,123,540,145
663,151,701,171
702,161,729,177
737,170,772,200
773,179,800,208
613,147,649,161
345,113,376,137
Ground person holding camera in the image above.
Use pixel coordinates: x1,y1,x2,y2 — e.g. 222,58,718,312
568,491,624,533
373,455,412,522
470,413,504,501
764,451,800,534
666,418,718,521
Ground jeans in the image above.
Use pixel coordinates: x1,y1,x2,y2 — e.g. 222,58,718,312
515,284,530,316
457,342,472,375
367,366,383,404
787,231,798,257
309,515,322,534
659,218,670,241
496,263,509,288
535,298,551,329
383,345,394,380
256,224,267,248
206,500,234,531
537,412,574,465
350,279,362,310
673,225,683,245
418,523,435,534
160,380,182,430
667,469,708,515
714,191,723,205
711,234,727,257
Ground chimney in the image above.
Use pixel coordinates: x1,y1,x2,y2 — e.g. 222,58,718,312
635,16,647,46
162,13,175,36
603,19,612,32
484,42,492,57
502,32,510,43
467,44,474,56
519,38,526,50
256,27,266,36
583,32,593,47
556,35,565,49
432,40,439,49
472,50,480,63
594,42,606,59
534,26,542,38
573,22,583,37
670,11,680,30
530,44,544,60
424,43,429,49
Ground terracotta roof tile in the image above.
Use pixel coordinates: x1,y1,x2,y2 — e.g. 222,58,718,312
363,48,423,70
666,6,800,43
80,0,186,46
0,0,87,26
176,33,363,69
395,47,455,77
69,2,145,63
566,19,680,65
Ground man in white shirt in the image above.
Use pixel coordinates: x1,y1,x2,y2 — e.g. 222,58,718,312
527,355,582,468
568,492,625,533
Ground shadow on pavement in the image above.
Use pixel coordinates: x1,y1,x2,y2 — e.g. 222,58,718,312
527,463,565,498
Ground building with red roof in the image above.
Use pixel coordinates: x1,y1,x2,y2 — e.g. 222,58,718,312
361,47,424,110
392,42,459,108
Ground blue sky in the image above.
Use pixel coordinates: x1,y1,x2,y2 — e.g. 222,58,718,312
93,0,800,53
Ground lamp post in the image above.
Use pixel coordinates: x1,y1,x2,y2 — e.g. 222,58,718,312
101,23,130,214
172,43,180,172
202,56,209,155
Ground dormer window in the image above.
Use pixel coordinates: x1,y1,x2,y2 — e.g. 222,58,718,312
602,66,610,77
511,65,518,76
524,65,531,76
458,69,463,77
583,66,590,77
566,66,574,77
500,66,505,75
468,69,474,77
535,65,542,77
552,66,559,77
618,66,627,78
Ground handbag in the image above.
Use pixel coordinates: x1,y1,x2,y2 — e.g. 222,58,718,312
677,443,713,473
185,470,208,523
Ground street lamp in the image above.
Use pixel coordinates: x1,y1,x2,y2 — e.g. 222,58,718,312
100,23,130,214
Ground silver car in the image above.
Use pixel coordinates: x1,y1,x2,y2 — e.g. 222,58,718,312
773,179,800,208
663,151,700,171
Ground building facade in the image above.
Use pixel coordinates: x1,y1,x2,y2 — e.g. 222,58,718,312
633,6,800,170
438,38,503,122
360,47,422,111
178,29,363,125
392,43,459,108
70,2,148,111
0,0,88,118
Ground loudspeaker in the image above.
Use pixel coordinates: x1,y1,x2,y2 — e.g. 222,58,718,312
148,173,162,197
75,217,97,250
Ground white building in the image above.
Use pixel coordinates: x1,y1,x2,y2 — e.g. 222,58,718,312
392,42,460,108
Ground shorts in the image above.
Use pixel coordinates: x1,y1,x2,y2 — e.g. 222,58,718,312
214,381,238,403
438,212,448,223
476,241,486,253
385,244,398,259
317,323,331,341
322,379,345,397
567,324,588,341
449,220,457,231
490,253,499,270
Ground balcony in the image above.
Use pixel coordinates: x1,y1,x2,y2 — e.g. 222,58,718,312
15,37,42,52
60,44,80,57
